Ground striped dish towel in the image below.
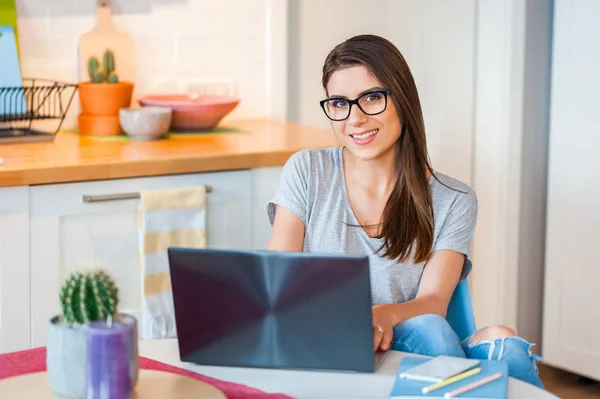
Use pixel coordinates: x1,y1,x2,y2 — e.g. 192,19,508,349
138,186,207,339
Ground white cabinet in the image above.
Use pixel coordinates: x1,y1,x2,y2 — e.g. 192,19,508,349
29,170,254,348
0,165,283,351
0,187,31,353
251,166,282,249
542,0,600,380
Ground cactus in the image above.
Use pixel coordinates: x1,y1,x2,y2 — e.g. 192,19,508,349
59,269,119,325
103,49,115,75
88,56,100,82
93,70,106,84
86,49,119,84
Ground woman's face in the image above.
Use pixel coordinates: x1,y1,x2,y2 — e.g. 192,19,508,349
325,65,402,161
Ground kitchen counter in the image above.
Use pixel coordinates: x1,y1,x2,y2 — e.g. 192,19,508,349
0,118,340,354
0,118,339,187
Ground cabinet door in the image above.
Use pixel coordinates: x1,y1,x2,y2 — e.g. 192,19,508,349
0,187,31,353
251,166,282,249
29,171,252,348
542,0,600,380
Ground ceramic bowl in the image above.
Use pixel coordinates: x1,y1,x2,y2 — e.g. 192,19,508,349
137,94,239,132
119,106,172,140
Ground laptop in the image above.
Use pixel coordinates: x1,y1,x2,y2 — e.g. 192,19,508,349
167,247,388,373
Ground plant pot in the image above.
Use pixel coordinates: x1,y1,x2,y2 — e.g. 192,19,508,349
46,314,139,398
78,114,123,136
78,81,134,117
46,316,87,398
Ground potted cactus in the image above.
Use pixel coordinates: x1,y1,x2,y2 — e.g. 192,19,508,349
77,48,134,136
88,50,120,84
47,268,139,398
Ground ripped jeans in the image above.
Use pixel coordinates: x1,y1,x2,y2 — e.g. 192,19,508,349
390,314,544,389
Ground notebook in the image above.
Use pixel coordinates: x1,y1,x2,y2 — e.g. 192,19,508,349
399,356,481,383
390,356,508,399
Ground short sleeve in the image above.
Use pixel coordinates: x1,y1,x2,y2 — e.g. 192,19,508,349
267,150,311,226
432,188,478,280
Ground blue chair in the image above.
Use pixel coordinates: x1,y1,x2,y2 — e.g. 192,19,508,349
445,279,477,341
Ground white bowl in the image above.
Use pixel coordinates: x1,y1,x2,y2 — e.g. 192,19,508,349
119,106,172,140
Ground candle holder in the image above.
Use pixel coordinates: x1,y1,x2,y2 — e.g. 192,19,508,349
85,318,133,399
117,313,140,387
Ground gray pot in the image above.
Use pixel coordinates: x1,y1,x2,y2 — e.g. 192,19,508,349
46,314,140,398
46,316,87,398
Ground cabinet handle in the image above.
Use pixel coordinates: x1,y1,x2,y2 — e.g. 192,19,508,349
82,186,213,203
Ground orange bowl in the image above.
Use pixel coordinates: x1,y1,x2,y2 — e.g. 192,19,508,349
137,94,239,132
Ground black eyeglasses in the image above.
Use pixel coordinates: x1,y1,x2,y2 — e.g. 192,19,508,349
319,89,391,121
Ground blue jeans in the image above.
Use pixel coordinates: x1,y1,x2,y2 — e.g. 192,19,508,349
390,314,544,389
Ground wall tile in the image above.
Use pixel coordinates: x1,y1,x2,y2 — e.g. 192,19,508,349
18,36,79,69
14,0,270,129
132,34,176,65
48,7,96,38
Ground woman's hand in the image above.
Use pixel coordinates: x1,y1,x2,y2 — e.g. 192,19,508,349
372,304,398,352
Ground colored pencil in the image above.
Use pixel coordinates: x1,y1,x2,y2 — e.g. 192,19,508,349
421,367,482,393
443,372,503,398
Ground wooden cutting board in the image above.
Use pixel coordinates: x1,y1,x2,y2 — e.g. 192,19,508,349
79,1,134,84
0,369,228,399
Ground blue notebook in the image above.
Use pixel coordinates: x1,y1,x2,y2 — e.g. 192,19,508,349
390,356,508,398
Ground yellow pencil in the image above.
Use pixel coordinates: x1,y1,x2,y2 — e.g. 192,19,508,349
421,367,482,394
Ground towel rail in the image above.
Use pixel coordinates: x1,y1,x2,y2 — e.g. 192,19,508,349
82,186,213,203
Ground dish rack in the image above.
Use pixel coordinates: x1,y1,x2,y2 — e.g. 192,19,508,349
0,78,78,144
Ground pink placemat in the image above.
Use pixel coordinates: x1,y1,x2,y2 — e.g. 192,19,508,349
0,347,293,399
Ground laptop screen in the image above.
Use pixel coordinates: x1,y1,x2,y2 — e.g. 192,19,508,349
167,247,377,372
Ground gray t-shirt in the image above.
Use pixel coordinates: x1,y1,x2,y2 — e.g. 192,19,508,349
267,147,478,305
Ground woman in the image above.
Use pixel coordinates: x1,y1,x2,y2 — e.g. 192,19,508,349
266,34,544,389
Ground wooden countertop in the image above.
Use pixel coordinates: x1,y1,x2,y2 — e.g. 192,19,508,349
0,119,340,187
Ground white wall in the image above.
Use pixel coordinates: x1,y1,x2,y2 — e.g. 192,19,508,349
14,0,284,129
516,0,553,352
287,0,476,185
542,0,600,378
470,0,553,350
13,0,555,351
288,0,554,350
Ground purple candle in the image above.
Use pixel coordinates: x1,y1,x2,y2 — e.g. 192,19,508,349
85,320,133,399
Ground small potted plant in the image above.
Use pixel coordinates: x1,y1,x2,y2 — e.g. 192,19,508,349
46,267,139,398
77,49,134,136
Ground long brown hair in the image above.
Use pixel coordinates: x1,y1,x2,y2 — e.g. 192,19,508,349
322,34,437,264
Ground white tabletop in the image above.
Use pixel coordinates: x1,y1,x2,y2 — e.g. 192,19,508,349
138,339,558,399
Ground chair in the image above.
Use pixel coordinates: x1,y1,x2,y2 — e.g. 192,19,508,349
445,278,477,341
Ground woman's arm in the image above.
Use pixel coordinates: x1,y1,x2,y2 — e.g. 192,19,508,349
372,249,464,351
372,186,478,351
395,249,465,319
267,205,306,252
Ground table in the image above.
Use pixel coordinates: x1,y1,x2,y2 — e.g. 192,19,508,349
0,369,228,399
139,339,558,399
